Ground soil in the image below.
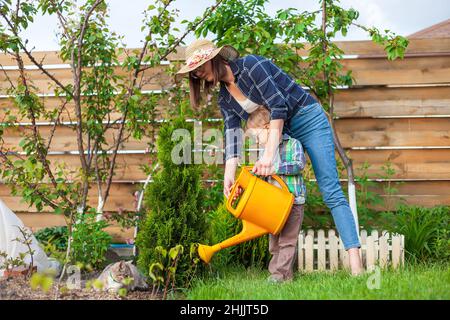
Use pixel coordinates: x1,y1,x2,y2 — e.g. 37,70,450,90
0,273,162,300
0,249,169,300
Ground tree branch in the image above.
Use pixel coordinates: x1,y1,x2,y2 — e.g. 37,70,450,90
138,0,226,74
46,100,69,150
0,152,60,210
0,62,16,91
101,0,225,211
48,0,71,40
69,0,103,211
13,49,74,208
0,11,73,98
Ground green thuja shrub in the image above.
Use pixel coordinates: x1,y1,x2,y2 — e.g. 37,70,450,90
206,203,238,269
136,117,208,288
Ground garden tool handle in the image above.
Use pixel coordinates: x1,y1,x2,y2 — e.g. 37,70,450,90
242,166,290,194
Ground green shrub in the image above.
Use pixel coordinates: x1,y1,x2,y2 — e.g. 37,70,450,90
71,213,112,269
381,205,450,262
206,203,239,269
34,226,68,251
136,117,208,288
203,165,225,213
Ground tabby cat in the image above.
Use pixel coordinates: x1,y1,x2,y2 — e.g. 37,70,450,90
96,260,148,292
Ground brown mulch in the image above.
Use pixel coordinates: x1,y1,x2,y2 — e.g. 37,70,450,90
0,274,162,300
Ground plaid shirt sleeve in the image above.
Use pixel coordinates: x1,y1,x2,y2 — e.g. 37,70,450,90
244,55,290,121
220,104,243,161
276,138,306,175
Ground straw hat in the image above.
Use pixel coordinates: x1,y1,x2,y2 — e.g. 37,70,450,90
176,39,239,75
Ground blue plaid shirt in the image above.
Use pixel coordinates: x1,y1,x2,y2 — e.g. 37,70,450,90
219,54,317,161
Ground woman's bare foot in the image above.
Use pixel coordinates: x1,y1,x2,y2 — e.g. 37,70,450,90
348,248,363,276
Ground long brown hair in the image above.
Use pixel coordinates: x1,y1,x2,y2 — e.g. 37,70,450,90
189,55,228,109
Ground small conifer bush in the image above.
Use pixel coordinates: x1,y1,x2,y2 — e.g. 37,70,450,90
136,117,208,288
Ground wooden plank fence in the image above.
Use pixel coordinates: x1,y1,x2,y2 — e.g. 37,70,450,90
0,38,449,242
298,229,405,271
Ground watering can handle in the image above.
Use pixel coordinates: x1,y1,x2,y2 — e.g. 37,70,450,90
242,165,291,194
226,173,254,217
226,166,291,216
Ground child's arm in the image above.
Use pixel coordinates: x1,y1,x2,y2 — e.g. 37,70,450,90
275,138,306,175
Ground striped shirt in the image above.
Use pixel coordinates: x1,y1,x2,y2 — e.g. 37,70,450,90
264,134,307,205
220,54,317,162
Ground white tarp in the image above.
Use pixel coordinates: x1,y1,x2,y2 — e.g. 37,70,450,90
0,199,59,277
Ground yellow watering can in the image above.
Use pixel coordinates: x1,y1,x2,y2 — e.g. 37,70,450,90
198,166,294,264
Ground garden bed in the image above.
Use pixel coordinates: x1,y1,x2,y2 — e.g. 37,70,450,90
0,274,159,300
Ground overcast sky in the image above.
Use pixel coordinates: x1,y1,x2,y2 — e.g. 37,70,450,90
20,0,450,51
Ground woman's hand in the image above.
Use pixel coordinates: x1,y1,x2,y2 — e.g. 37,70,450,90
224,157,239,197
252,155,276,176
223,173,235,198
224,177,244,202
253,119,284,176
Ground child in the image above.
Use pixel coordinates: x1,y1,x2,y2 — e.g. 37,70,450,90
245,106,307,283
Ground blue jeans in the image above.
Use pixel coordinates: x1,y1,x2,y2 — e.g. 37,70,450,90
288,102,361,250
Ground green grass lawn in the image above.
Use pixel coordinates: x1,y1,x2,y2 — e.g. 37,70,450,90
186,262,450,300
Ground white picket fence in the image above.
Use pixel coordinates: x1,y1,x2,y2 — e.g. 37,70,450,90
297,229,405,271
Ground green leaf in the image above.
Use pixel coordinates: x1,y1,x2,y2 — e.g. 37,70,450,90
118,288,127,297
149,262,164,282
41,276,53,293
169,246,180,260
295,23,305,34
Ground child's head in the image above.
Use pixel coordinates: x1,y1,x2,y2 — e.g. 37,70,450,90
245,106,271,146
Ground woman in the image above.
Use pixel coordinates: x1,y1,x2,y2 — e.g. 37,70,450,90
176,39,362,275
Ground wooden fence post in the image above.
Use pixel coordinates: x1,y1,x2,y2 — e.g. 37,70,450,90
379,232,389,268
298,231,304,271
328,229,339,271
305,231,314,272
317,229,326,270
401,234,405,267
392,234,401,268
360,229,367,266
366,235,375,270
339,238,350,270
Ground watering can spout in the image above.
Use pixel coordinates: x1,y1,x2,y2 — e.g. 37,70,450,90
198,221,268,264
198,166,294,264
